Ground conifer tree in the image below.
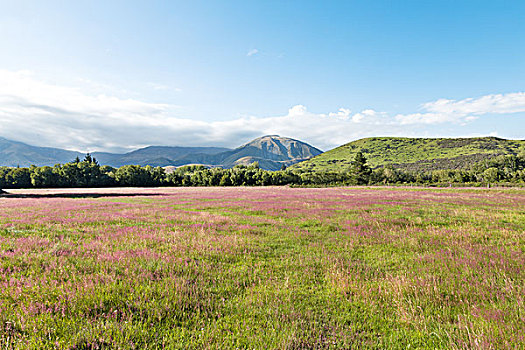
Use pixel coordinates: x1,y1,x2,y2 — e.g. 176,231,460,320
349,152,372,185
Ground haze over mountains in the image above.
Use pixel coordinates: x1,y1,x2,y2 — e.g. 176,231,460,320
0,135,322,171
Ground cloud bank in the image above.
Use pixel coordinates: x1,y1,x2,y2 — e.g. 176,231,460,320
396,92,525,125
0,70,524,152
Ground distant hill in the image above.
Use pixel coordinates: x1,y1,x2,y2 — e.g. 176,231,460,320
92,146,230,168
0,137,82,167
290,137,525,172
0,137,230,168
0,135,321,170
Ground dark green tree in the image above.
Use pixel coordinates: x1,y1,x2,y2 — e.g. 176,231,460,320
114,165,157,186
219,173,232,186
0,167,8,193
30,165,61,188
5,167,31,188
348,152,372,185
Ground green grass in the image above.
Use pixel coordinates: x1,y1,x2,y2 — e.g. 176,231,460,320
0,187,524,349
291,136,525,172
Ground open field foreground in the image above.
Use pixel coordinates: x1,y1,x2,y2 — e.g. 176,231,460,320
1,187,524,349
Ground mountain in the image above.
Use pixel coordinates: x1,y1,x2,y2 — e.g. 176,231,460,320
0,135,321,170
0,137,230,168
225,135,323,170
92,146,230,168
176,135,323,170
225,135,322,163
290,137,525,172
0,137,82,167
5,135,523,173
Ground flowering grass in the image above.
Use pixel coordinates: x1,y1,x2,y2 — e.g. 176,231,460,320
1,187,524,349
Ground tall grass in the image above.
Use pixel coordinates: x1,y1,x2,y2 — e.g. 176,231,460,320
1,187,524,349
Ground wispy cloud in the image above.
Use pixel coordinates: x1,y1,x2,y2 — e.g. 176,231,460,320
146,82,182,92
423,93,525,115
395,92,525,125
0,69,522,152
147,82,169,91
246,48,259,57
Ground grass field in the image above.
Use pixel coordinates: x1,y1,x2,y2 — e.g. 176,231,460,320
1,187,524,349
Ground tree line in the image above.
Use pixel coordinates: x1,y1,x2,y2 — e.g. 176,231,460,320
0,152,524,190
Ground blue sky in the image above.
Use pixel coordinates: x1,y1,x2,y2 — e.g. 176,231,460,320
0,0,523,152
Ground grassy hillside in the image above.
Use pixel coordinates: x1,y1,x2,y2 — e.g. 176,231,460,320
291,137,525,172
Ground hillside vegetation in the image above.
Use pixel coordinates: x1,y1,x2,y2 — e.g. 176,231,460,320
291,137,525,172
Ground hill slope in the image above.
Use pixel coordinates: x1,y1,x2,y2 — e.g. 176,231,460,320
290,137,525,172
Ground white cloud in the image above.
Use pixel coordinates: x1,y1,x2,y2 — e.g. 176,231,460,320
0,69,523,152
395,112,454,125
247,48,259,57
0,70,184,152
423,93,525,115
145,82,182,92
287,104,307,116
147,82,169,91
395,92,525,125
328,108,351,120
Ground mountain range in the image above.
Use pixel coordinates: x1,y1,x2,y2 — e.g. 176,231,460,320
0,135,322,171
2,135,524,172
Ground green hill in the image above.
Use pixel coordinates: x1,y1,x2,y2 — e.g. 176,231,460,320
290,137,525,172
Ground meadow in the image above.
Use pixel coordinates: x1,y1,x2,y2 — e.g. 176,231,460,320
0,187,524,349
